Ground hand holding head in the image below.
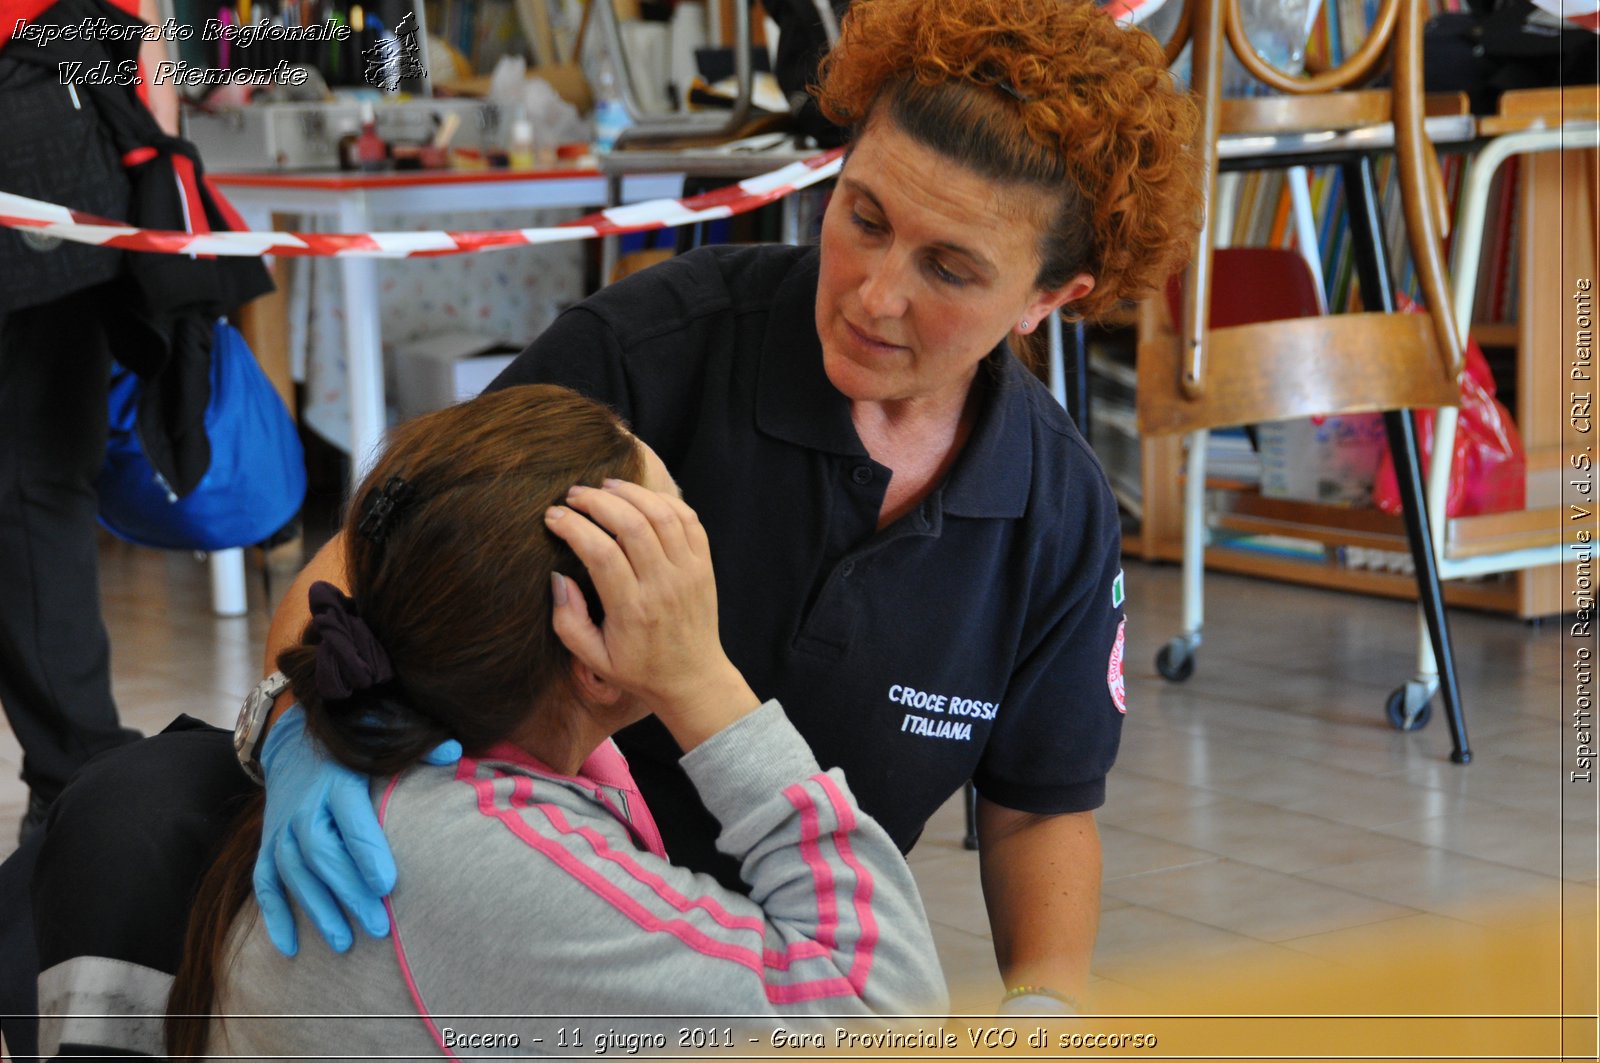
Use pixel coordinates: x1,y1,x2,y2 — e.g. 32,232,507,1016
276,384,646,774
544,473,759,752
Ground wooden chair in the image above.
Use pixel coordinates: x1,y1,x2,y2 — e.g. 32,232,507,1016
1137,0,1474,763
1393,86,1600,722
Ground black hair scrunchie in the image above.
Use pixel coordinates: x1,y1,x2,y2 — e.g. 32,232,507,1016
307,581,394,702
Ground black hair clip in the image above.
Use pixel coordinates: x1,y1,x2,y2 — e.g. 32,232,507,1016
358,476,416,544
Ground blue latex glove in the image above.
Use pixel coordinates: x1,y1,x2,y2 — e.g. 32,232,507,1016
251,704,462,956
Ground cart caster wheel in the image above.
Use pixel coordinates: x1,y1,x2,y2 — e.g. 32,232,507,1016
1385,687,1432,731
1156,642,1195,682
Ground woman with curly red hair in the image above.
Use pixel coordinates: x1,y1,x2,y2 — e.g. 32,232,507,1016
243,0,1203,1013
25,0,1204,1039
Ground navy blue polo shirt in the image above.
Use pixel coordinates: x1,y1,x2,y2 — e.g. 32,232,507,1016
491,244,1126,888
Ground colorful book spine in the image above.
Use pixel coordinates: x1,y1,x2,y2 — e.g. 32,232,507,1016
1268,172,1294,249
1317,166,1345,307
1488,156,1519,323
1338,0,1364,63
1306,8,1332,71
1499,158,1523,323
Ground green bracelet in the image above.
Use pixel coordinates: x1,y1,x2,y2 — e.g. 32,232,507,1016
1001,985,1080,1011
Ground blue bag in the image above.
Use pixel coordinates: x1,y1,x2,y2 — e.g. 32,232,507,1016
97,318,306,551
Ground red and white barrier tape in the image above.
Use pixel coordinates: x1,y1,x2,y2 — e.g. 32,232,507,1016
0,149,844,259
1531,0,1600,33
1102,0,1172,27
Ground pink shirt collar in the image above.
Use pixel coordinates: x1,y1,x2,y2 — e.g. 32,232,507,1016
473,737,667,859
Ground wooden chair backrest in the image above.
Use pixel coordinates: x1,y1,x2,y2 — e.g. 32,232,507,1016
1138,311,1460,437
1146,0,1464,420
1140,240,1458,438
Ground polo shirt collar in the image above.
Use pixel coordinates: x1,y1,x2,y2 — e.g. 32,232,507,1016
755,246,1036,518
941,349,1035,519
755,248,867,458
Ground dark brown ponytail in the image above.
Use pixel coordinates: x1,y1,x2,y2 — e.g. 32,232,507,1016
166,798,263,1060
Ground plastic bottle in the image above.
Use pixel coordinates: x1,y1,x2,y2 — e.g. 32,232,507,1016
355,102,388,171
508,110,537,169
336,116,362,171
591,42,633,152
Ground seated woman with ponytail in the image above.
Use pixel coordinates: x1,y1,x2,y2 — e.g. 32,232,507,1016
166,384,947,1058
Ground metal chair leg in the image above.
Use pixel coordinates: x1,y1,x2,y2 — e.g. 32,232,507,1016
1383,409,1472,762
1343,156,1470,763
962,781,979,850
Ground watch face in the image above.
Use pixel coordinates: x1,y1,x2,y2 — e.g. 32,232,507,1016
234,680,279,784
235,690,263,752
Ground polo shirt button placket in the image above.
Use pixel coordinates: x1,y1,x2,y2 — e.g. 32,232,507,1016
850,465,873,486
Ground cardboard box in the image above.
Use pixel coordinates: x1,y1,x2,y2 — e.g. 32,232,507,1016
1257,413,1387,507
390,331,519,420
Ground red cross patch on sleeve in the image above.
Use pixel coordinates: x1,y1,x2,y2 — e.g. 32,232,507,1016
1108,617,1127,714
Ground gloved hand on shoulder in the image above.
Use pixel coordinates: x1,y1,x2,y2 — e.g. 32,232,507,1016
251,704,461,955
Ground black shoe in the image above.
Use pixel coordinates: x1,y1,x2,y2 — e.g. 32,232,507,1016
17,792,49,846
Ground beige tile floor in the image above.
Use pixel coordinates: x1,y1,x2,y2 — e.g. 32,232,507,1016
1,537,1594,1021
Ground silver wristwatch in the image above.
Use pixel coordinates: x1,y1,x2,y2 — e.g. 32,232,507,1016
234,670,291,785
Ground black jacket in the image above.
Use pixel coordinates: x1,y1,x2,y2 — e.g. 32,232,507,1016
0,0,274,495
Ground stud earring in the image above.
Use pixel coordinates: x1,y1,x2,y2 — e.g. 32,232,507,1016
1019,319,1030,332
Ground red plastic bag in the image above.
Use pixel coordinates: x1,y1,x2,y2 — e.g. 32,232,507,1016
1372,296,1525,518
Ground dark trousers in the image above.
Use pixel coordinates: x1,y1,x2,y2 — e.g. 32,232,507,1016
0,284,137,804
0,828,42,1061
1,719,251,1061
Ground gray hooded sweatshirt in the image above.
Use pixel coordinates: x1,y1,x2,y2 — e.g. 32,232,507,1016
207,701,949,1058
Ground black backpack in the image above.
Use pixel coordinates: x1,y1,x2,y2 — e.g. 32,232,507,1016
1,0,275,497
0,41,130,313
